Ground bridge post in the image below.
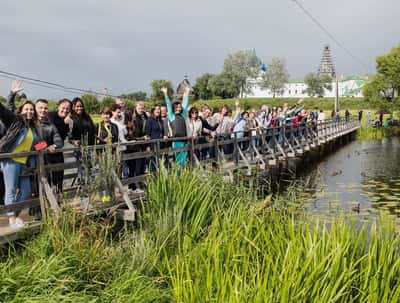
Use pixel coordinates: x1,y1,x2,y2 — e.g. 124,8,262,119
155,140,161,168
38,151,48,220
233,132,239,166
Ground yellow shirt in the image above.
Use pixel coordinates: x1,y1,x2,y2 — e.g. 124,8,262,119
12,128,34,164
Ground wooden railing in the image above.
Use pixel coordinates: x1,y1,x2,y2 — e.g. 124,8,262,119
0,118,360,218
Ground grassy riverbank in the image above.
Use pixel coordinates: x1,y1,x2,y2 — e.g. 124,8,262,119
1,169,400,302
357,126,400,140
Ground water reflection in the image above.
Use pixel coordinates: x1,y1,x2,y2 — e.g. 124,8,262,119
295,138,400,222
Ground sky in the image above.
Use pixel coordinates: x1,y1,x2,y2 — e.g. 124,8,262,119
0,0,398,99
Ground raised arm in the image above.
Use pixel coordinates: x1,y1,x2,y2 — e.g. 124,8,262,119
181,86,191,118
7,80,23,113
161,87,175,121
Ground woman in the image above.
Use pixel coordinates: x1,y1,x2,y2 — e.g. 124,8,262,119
95,106,119,145
186,107,202,139
0,100,41,228
145,105,166,172
70,97,95,146
145,105,165,140
215,105,234,154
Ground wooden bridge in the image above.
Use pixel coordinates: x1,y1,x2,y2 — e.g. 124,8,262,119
0,118,360,243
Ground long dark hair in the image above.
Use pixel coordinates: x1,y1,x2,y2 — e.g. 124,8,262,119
72,97,93,122
17,100,39,128
150,105,161,118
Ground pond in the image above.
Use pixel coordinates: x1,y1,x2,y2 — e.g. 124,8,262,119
296,138,400,222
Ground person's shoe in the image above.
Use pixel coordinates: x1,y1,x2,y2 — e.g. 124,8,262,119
133,188,145,194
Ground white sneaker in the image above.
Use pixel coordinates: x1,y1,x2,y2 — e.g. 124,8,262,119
9,217,25,229
133,188,144,194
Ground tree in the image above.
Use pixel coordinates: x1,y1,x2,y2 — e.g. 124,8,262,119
222,49,261,98
120,91,147,101
100,96,116,110
150,80,174,102
192,73,214,100
81,94,99,113
260,57,289,98
364,45,400,102
304,73,332,97
376,45,400,97
208,73,240,99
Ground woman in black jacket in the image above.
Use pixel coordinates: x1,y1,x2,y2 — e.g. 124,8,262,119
0,99,41,228
70,97,96,147
145,105,165,140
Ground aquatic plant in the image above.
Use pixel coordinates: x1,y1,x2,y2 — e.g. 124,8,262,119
1,169,400,302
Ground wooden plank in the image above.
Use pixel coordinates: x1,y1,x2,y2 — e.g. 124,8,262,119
0,222,41,245
112,170,136,213
42,177,61,213
0,199,40,214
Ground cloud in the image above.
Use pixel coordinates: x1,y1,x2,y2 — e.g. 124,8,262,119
0,0,398,99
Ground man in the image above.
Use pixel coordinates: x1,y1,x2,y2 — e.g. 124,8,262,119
35,99,64,152
47,99,72,193
116,97,126,123
358,110,363,122
161,86,191,166
160,105,171,138
199,105,219,160
32,99,63,219
127,101,148,193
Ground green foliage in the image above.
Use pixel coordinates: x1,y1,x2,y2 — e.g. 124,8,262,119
0,96,6,104
150,80,174,102
304,73,333,97
100,96,116,110
207,73,240,99
81,93,99,114
2,169,400,302
364,45,400,105
222,49,261,98
357,126,400,140
120,91,147,101
194,97,369,112
260,57,289,97
192,73,214,100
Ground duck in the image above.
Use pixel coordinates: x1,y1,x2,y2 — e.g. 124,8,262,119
351,203,360,213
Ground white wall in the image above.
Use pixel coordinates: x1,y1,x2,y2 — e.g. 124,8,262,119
246,77,366,98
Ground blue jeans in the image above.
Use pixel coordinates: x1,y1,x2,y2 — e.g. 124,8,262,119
1,160,31,216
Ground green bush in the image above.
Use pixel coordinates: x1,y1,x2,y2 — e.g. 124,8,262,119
192,97,371,111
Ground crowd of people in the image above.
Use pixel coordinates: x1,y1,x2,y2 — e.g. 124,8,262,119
0,80,336,229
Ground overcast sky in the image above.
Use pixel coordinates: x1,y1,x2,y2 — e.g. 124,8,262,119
0,0,398,99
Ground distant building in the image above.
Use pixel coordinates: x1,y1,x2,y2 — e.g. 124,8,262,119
318,45,336,78
246,45,366,98
246,75,367,98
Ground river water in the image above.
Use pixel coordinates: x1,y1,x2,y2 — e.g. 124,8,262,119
293,138,400,222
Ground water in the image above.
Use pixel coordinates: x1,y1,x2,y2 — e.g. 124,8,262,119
299,138,400,221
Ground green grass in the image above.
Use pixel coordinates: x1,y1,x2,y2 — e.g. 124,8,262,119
1,168,400,302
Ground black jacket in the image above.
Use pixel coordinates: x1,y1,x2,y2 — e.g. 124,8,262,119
200,117,219,136
70,113,96,146
145,117,164,139
95,122,119,144
0,102,40,153
40,117,63,149
48,112,70,142
133,111,148,138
